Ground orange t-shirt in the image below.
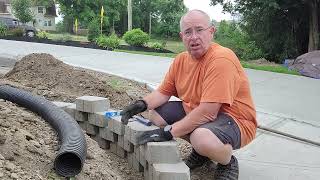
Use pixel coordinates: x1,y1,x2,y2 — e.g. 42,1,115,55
158,43,257,147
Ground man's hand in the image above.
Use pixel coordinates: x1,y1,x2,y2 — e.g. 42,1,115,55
137,128,173,145
120,100,148,125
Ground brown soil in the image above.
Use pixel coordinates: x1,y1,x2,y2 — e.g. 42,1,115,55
0,53,215,180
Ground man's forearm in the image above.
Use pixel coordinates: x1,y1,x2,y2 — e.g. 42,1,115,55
171,102,221,137
143,90,170,110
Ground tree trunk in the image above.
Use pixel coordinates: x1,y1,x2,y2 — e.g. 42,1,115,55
110,19,115,33
308,0,319,51
64,16,74,34
149,12,151,35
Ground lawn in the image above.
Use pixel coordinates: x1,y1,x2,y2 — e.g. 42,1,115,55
46,33,299,76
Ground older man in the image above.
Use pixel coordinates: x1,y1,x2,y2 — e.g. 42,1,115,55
120,9,257,180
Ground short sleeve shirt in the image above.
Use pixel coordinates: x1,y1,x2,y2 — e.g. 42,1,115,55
158,43,257,147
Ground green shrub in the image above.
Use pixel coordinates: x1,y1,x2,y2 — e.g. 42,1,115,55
95,35,108,48
96,33,121,49
36,30,48,39
88,20,100,42
123,28,150,47
9,28,24,37
56,21,65,33
215,21,264,61
105,33,120,49
151,42,165,50
0,22,7,36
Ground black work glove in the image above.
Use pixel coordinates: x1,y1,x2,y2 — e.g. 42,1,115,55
120,100,148,125
137,128,173,145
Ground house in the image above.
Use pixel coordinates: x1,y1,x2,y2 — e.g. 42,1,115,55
0,0,57,31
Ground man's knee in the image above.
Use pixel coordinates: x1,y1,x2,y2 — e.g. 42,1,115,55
148,110,167,127
190,128,225,153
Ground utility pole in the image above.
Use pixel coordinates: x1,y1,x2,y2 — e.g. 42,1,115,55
127,0,132,31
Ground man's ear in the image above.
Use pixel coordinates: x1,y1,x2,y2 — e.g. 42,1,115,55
179,32,183,39
210,26,216,34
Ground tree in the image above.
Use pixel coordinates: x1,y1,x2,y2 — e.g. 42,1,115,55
11,0,34,24
211,0,320,62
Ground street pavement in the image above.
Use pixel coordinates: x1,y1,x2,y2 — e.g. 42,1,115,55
1,39,319,179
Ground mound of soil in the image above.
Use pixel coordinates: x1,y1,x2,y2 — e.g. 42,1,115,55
4,53,149,109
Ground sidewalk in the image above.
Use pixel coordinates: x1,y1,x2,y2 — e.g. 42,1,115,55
1,39,319,179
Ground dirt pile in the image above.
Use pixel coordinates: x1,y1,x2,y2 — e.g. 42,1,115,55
4,53,149,108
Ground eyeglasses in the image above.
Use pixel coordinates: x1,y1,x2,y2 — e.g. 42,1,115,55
182,26,212,37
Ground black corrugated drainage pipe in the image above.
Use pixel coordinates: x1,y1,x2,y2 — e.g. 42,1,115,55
0,85,87,177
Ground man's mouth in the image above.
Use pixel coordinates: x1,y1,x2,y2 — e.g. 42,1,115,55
190,43,200,48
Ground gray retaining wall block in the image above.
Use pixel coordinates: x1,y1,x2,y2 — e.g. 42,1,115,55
86,122,99,135
146,141,182,164
75,110,88,122
99,127,117,142
75,96,110,113
128,121,159,145
152,162,190,180
88,111,108,127
52,101,74,110
91,135,110,150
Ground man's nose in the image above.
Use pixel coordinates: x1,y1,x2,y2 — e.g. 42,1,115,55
190,31,199,39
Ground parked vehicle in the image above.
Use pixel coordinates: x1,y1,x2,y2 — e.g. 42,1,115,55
0,17,37,37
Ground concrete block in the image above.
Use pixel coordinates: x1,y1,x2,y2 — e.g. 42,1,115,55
110,142,117,154
123,138,134,153
145,162,153,180
139,144,147,167
133,155,144,172
91,135,110,150
129,121,159,145
124,123,131,140
78,121,87,131
86,123,99,135
117,135,124,148
88,111,108,127
152,162,190,180
75,96,110,113
52,101,74,110
146,141,181,164
99,127,117,142
64,103,76,119
117,145,127,158
127,153,134,168
134,145,140,160
110,116,125,135
75,110,88,122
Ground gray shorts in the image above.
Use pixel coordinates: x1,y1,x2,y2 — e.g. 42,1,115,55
155,101,241,149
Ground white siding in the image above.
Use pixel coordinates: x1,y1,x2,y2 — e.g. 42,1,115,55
1,5,56,31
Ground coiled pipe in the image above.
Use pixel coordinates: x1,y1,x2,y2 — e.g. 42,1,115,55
0,85,87,177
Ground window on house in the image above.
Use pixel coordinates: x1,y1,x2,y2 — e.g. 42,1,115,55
38,7,44,14
44,20,52,27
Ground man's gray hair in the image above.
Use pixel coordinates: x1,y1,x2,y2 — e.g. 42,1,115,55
180,9,212,31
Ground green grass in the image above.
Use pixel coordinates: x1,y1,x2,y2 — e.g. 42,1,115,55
241,61,300,75
47,33,88,42
149,39,185,53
